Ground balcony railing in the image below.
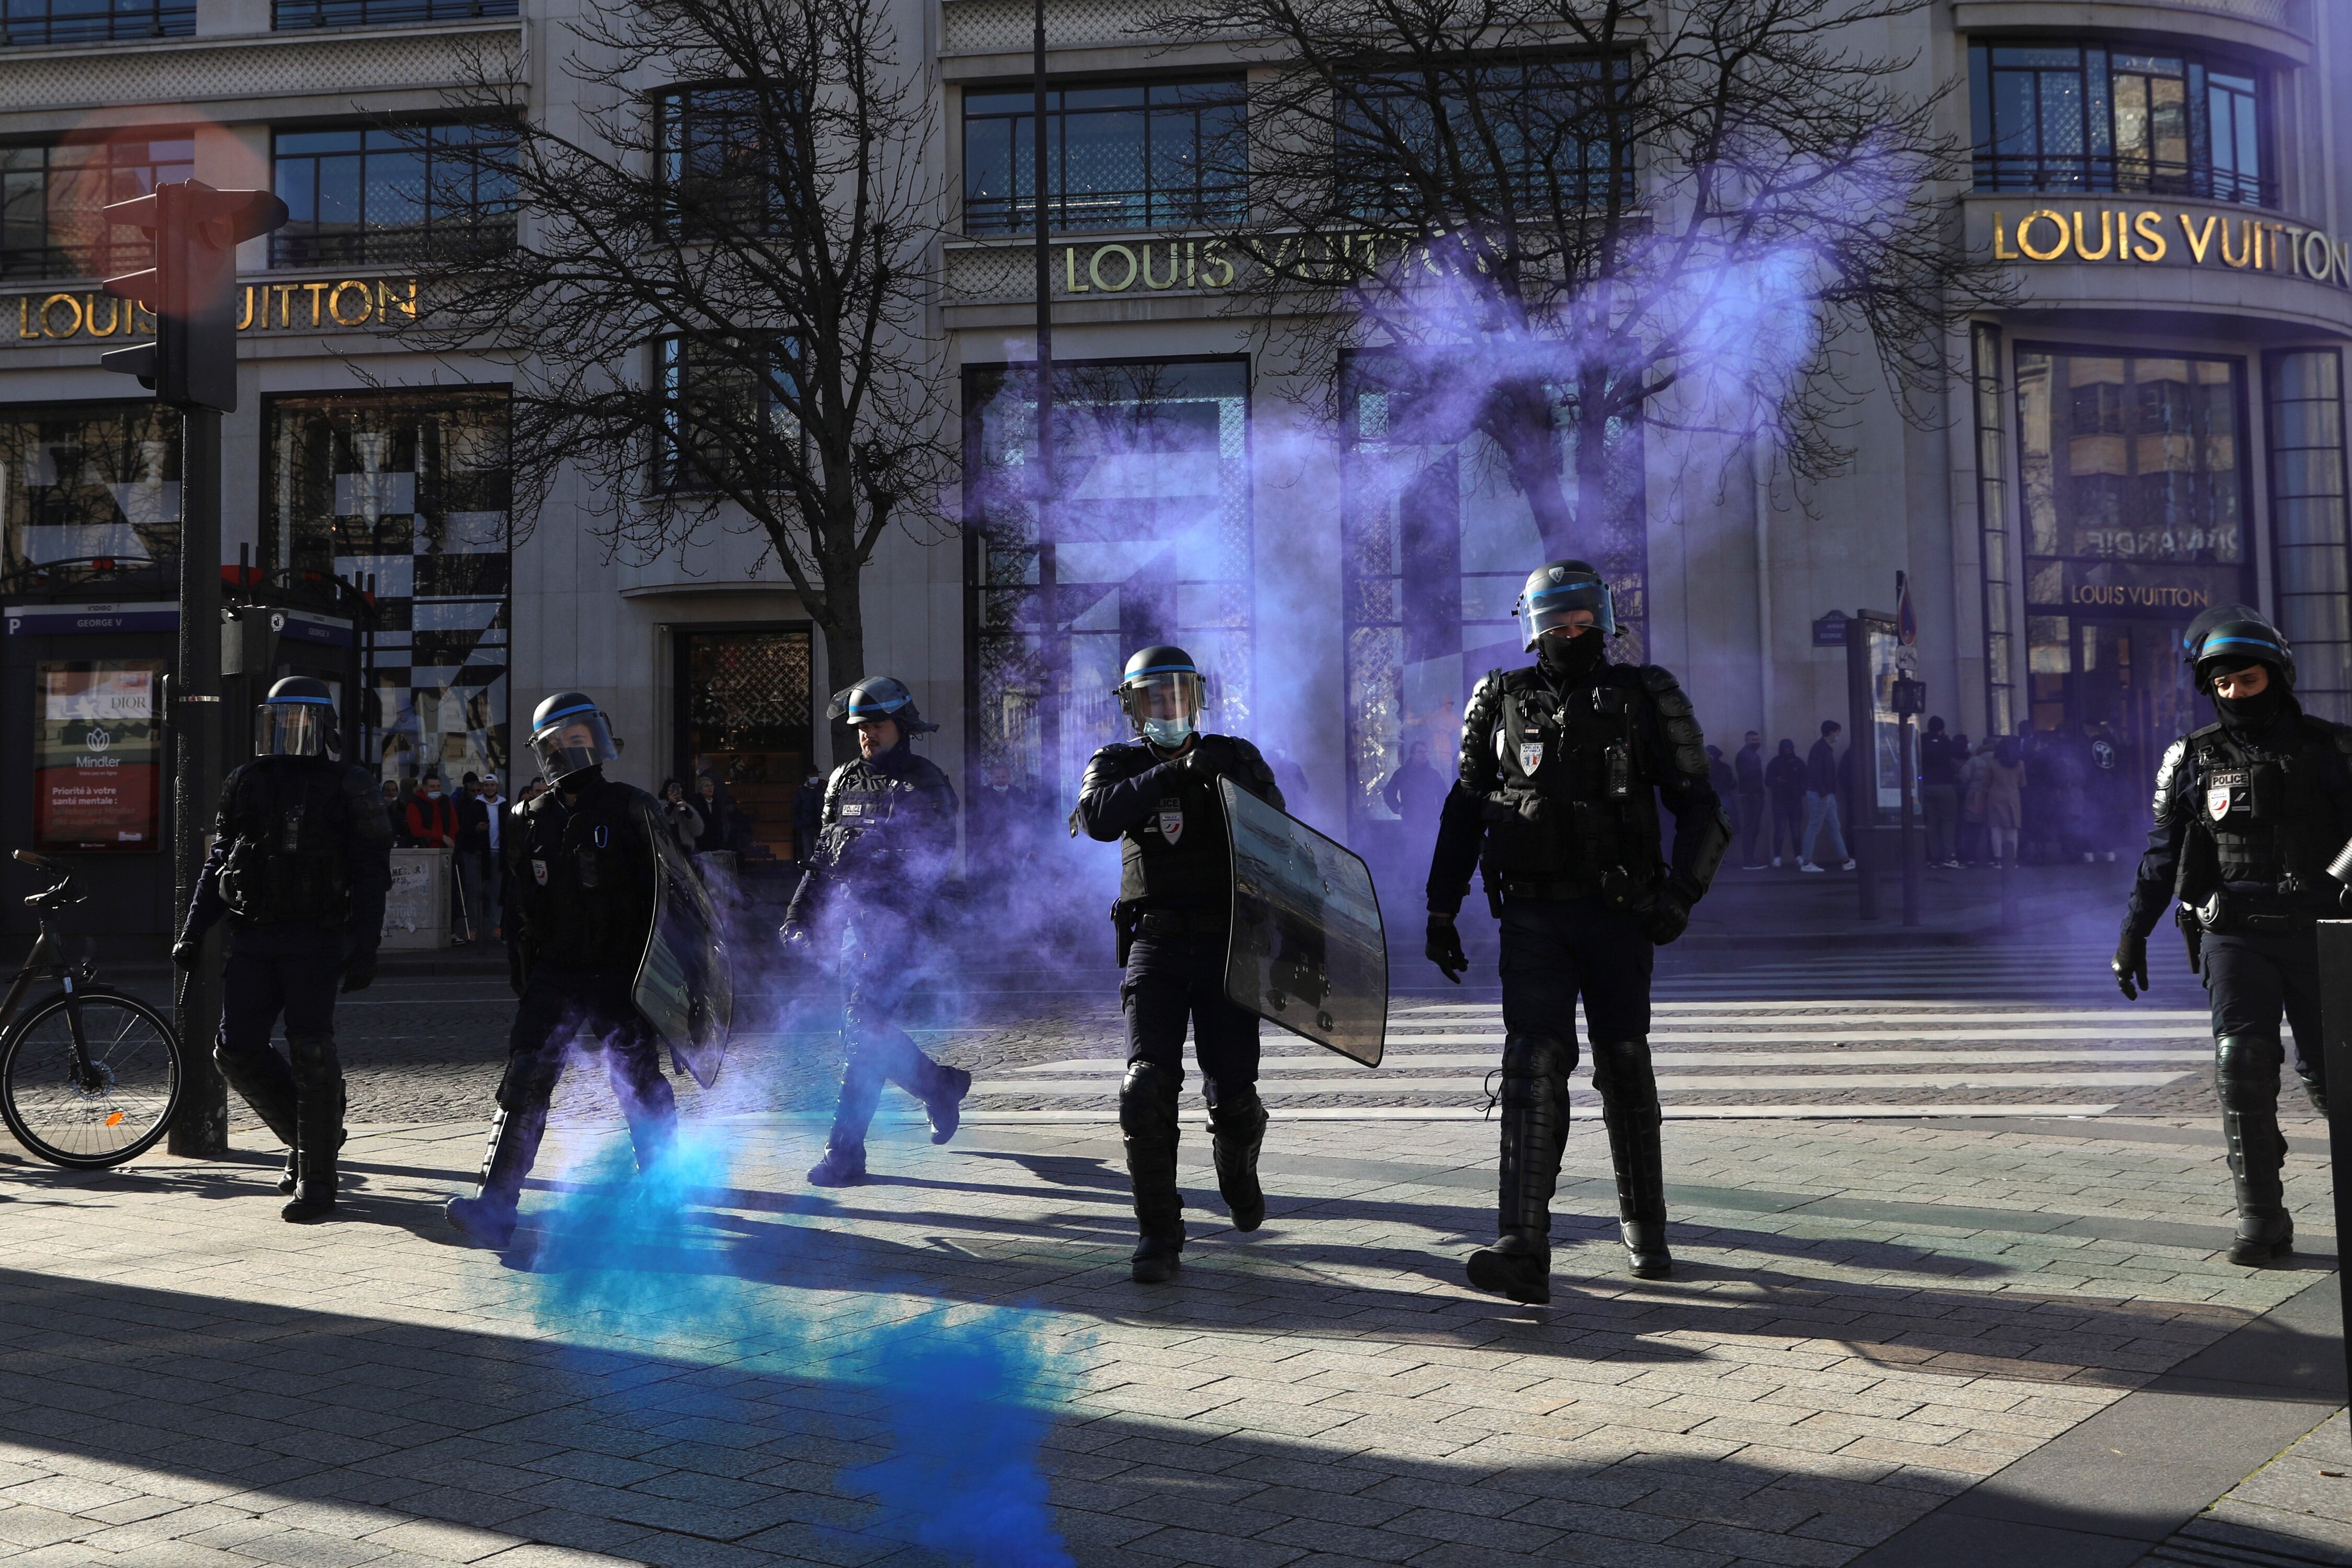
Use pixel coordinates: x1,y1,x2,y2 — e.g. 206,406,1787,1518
272,0,512,29
964,189,1248,237
1974,152,2277,210
270,218,515,269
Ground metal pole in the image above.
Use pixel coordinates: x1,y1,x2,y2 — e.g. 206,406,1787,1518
1899,712,1921,928
1031,0,1060,797
2318,920,2352,1403
168,405,226,1158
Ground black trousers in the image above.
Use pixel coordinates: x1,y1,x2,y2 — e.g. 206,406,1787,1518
825,906,958,1150
216,923,347,1145
1123,925,1259,1105
499,965,675,1166
1498,896,1654,1058
2203,927,2326,1092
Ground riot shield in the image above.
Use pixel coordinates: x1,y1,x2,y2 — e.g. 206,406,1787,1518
634,803,734,1089
1218,777,1387,1067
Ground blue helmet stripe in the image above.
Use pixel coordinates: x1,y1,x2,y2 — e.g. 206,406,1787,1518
534,700,599,730
268,695,335,705
1125,663,1198,678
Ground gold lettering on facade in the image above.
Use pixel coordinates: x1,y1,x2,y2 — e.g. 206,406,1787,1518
1200,240,1233,289
1089,244,1138,292
2072,209,2112,261
374,279,417,318
2306,232,2335,283
1185,240,1197,288
2221,218,2253,269
2134,211,2167,261
1063,247,1089,293
2070,582,2212,609
237,286,256,330
328,280,373,325
2015,210,2071,261
39,294,83,339
302,280,329,326
6,279,419,342
1142,241,1179,290
83,295,120,337
2180,213,2220,263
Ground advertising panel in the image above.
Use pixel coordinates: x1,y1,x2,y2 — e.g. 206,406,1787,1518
34,660,164,851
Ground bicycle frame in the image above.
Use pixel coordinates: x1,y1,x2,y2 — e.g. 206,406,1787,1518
0,918,99,1092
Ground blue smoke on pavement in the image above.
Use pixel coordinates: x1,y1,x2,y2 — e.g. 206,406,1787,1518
520,1121,1076,1568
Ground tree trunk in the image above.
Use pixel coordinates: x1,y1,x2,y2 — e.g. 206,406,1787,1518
817,575,867,768
1482,379,1576,556
1572,369,1613,561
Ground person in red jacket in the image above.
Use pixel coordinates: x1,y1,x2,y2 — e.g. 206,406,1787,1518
405,775,459,848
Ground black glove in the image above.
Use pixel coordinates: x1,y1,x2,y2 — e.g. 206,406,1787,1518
780,919,812,952
170,936,200,971
1642,891,1691,946
1425,915,1467,984
2113,930,2149,1001
340,950,377,994
1179,746,1224,782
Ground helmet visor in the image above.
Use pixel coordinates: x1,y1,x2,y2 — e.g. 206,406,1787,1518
531,708,618,785
256,701,332,758
1520,579,1617,648
1123,669,1204,746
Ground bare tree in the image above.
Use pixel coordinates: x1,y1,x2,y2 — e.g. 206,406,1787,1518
407,0,946,757
1146,0,2007,551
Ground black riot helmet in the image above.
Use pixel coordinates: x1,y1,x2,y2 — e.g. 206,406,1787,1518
256,675,338,758
2184,603,2296,689
1115,645,1206,750
826,675,938,734
529,690,619,787
1515,560,1619,650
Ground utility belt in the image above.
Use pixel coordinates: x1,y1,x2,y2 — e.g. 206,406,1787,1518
2185,887,2321,936
1497,877,1599,904
1113,901,1228,965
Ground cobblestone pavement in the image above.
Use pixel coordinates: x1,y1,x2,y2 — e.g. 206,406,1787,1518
1,940,2336,1567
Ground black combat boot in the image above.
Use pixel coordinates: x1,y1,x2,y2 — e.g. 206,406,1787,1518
1122,1062,1185,1282
281,1059,343,1224
446,1104,546,1248
810,1051,884,1186
922,1062,973,1146
2217,1034,2293,1266
1467,1034,1567,1305
1592,1038,1672,1278
1208,1091,1269,1231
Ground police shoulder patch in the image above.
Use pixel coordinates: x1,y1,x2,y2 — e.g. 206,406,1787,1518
2151,736,2190,818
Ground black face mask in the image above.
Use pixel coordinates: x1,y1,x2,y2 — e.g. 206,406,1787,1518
1536,629,1605,686
2215,681,2292,739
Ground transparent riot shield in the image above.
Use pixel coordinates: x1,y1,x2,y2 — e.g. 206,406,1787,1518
1218,777,1387,1067
634,802,734,1089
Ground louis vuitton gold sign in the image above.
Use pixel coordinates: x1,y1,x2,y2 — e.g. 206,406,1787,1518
1989,206,2352,289
10,278,421,343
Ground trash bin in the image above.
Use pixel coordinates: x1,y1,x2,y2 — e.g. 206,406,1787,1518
382,847,452,950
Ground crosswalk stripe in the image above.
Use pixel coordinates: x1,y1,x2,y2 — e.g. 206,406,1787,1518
956,1103,2120,1123
975,1073,2182,1096
1380,1027,2210,1043
1007,1049,2211,1073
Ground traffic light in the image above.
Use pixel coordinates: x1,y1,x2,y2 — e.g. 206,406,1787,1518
99,180,288,414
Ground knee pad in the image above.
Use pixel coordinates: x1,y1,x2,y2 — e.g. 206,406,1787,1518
1500,1034,1567,1106
1120,1060,1180,1136
495,1050,562,1113
2215,1034,2284,1109
1589,1039,1662,1120
284,1032,339,1088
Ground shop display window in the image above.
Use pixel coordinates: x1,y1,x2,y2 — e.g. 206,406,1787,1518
2266,350,2351,722
0,133,192,281
673,627,813,869
0,402,181,575
963,78,1247,236
2014,345,2252,785
272,123,517,269
963,357,1252,804
1970,41,2272,207
263,390,511,790
0,0,190,45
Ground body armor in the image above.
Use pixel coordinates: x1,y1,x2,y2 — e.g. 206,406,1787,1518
2157,717,2352,926
505,775,661,973
803,752,956,889
1077,734,1282,909
214,757,380,926
1430,660,1729,916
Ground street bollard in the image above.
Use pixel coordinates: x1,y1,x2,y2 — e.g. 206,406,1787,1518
2320,919,2352,1403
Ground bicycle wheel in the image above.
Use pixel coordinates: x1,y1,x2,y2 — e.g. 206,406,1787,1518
0,988,183,1169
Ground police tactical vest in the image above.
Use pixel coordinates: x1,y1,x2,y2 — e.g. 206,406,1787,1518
1478,664,1666,895
511,777,658,971
1098,734,1271,908
2176,718,2352,904
215,757,356,926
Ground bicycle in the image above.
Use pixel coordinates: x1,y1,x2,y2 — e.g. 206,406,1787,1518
0,850,186,1169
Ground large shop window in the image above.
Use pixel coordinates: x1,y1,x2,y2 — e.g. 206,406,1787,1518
1970,41,2272,207
672,627,813,872
1,134,193,281
2266,351,2351,722
964,358,1252,803
1,0,190,45
273,0,513,29
963,79,1247,236
1340,353,1645,852
2014,348,2252,788
0,402,180,575
263,391,511,789
272,123,517,269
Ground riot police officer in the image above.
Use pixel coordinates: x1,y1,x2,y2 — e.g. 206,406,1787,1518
783,676,971,1186
1075,646,1285,1284
1424,561,1730,1302
2114,606,2352,1265
174,677,391,1222
445,692,678,1248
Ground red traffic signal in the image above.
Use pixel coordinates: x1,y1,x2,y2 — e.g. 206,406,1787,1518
97,180,289,413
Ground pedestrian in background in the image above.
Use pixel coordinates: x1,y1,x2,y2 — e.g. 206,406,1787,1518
382,778,414,846
1735,730,1767,869
1765,737,1806,867
1919,716,1961,868
1958,736,1991,866
1379,740,1445,831
405,774,458,848
659,777,705,855
1987,735,2025,869
1800,720,1854,872
693,773,740,855
454,770,492,942
477,771,507,940
792,765,826,869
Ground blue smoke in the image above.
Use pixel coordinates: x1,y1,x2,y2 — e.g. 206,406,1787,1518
518,1121,1075,1567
